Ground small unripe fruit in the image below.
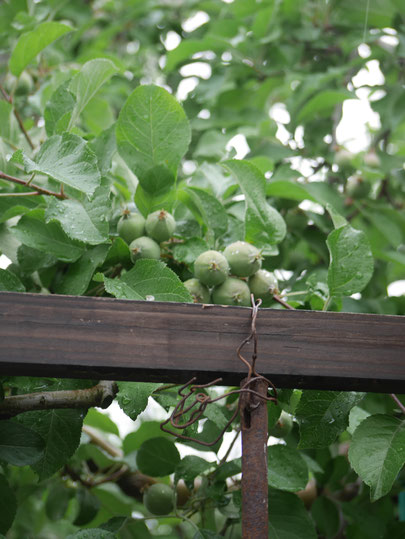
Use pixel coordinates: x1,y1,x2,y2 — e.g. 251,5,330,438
269,411,293,438
212,277,251,307
129,236,161,263
194,250,229,287
346,175,371,199
223,241,262,277
117,213,145,244
143,483,174,515
184,278,211,304
248,269,278,300
145,209,176,243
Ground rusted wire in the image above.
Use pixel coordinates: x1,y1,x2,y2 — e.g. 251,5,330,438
159,295,277,445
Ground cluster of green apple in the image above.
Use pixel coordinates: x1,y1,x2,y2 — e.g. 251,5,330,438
184,242,278,307
117,209,176,262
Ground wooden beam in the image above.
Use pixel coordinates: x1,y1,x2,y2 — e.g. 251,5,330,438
0,292,404,392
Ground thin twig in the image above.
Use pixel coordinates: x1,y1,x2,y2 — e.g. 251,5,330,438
390,393,405,415
0,84,35,150
0,170,67,199
217,428,241,467
82,424,123,458
273,294,295,310
0,191,41,197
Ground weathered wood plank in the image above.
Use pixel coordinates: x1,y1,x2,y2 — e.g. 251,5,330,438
0,292,404,392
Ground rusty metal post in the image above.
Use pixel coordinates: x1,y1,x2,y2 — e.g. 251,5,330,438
240,377,269,538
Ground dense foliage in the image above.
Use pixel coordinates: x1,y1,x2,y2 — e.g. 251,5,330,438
0,0,404,537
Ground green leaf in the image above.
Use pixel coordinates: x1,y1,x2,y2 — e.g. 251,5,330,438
0,268,25,292
268,488,317,538
73,488,101,526
19,134,101,197
116,382,160,421
136,437,181,476
297,390,365,448
327,224,374,296
185,187,228,239
68,59,119,130
19,409,85,480
0,420,44,466
12,209,84,263
348,414,405,501
45,483,73,522
123,421,171,454
45,198,109,245
116,85,191,181
311,496,340,538
267,445,308,492
54,244,109,295
104,259,193,302
84,408,119,436
175,456,213,488
9,21,73,76
172,237,209,265
89,125,116,177
134,183,176,217
166,37,226,71
0,475,17,535
44,80,76,136
0,194,42,224
0,101,18,145
223,160,286,246
297,90,351,124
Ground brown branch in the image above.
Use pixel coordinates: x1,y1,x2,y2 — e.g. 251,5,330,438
0,380,118,419
272,294,295,310
82,424,122,458
0,170,67,199
0,84,35,150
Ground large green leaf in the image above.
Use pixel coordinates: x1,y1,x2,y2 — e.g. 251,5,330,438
223,160,286,246
0,101,18,146
136,437,180,476
175,456,213,489
45,198,109,245
12,209,84,262
268,489,317,538
0,194,41,224
9,21,73,76
267,445,308,492
0,420,44,466
17,134,101,197
297,390,365,448
0,268,25,292
104,259,192,302
20,409,85,480
184,187,228,239
116,85,191,181
44,80,76,136
54,244,109,295
116,382,160,421
0,475,16,535
297,90,351,123
68,59,119,130
349,414,405,501
327,224,374,296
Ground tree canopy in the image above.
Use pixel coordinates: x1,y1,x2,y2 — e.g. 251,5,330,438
0,0,404,537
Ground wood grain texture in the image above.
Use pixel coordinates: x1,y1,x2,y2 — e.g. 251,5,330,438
0,292,404,392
